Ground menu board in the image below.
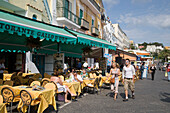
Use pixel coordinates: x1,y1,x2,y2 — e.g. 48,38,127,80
53,53,64,72
99,58,106,70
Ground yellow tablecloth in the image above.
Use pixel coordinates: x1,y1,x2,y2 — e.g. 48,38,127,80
12,86,56,113
0,103,7,113
63,82,81,96
3,74,12,81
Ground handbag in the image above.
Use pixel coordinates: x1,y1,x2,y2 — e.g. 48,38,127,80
110,78,115,83
165,72,168,77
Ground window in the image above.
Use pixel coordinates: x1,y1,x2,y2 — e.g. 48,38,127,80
32,14,37,20
92,19,94,27
80,9,83,19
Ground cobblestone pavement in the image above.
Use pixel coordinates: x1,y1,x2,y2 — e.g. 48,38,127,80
57,70,170,113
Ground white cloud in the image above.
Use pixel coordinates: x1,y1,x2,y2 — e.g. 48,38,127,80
124,28,170,46
131,0,152,4
118,14,170,29
103,0,120,8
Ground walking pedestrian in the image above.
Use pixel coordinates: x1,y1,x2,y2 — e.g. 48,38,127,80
140,62,145,79
150,64,157,80
109,62,120,100
122,59,136,102
166,63,170,82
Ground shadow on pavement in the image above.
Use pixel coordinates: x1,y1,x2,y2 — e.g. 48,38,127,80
120,93,131,99
159,92,170,103
162,78,168,81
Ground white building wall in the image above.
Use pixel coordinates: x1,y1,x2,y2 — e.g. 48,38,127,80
112,23,130,49
45,55,54,75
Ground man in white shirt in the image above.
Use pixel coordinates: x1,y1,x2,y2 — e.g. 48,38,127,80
122,59,136,102
83,61,88,69
73,71,83,83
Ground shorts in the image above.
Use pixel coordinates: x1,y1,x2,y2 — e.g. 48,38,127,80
124,79,135,91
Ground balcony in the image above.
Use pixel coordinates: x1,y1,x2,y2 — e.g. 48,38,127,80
81,0,100,14
81,19,89,30
91,27,99,36
56,7,80,28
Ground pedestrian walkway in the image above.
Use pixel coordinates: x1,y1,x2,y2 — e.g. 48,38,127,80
58,70,170,113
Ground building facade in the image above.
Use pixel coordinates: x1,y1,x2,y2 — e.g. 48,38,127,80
103,19,116,44
0,0,50,23
112,23,130,49
49,0,104,38
146,45,164,53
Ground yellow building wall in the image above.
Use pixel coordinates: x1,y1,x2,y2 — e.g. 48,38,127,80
8,0,49,23
77,0,103,39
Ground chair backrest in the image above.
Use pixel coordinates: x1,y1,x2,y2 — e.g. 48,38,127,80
44,83,56,91
50,81,58,92
11,72,17,80
4,81,13,86
20,90,32,106
41,78,50,87
3,70,8,74
17,72,23,77
94,78,98,87
58,75,64,81
1,87,15,103
44,73,51,79
34,73,42,78
0,79,3,85
0,95,3,104
30,81,41,86
98,77,101,86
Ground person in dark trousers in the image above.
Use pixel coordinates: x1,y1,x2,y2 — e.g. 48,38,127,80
150,64,156,80
140,62,145,79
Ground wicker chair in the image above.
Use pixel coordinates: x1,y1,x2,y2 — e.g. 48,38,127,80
20,90,39,113
0,95,3,103
87,78,99,94
41,78,50,87
30,81,41,86
4,81,13,86
51,81,66,102
44,73,51,79
0,79,3,85
17,72,23,77
1,87,19,113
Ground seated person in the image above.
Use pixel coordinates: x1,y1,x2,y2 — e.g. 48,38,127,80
80,69,88,79
50,76,76,102
66,68,75,82
73,71,83,83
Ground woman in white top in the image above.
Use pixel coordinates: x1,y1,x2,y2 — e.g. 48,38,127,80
50,76,76,103
109,62,120,100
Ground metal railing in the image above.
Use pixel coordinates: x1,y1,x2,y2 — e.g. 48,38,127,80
91,27,99,36
57,7,81,25
89,0,100,12
81,18,89,30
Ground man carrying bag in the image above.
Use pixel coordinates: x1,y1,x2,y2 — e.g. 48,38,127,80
122,59,136,102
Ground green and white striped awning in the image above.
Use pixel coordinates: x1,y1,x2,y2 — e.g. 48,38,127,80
68,29,116,50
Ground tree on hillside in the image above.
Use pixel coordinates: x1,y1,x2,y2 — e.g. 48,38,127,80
158,49,170,62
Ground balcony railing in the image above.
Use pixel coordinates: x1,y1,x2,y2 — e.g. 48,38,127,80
57,7,81,25
91,27,99,36
81,19,89,30
89,0,100,12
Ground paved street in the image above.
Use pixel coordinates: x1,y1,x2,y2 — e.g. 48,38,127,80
57,70,170,113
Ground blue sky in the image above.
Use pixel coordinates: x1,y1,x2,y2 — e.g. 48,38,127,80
103,0,170,46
